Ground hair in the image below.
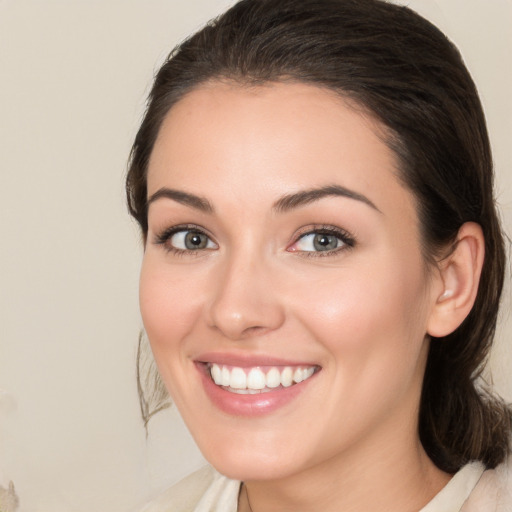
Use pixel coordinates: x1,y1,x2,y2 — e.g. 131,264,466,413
127,0,511,472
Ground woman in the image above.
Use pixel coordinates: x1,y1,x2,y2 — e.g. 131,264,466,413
127,0,511,510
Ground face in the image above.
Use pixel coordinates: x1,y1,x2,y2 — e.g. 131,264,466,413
140,82,440,482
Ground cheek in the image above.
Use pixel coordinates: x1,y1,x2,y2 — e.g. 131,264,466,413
138,257,211,412
139,256,202,359
294,258,430,380
294,265,431,446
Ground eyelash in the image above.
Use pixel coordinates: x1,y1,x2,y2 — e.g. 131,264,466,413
153,224,217,256
289,225,355,258
153,224,356,257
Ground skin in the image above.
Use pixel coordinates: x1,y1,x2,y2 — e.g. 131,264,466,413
140,81,456,511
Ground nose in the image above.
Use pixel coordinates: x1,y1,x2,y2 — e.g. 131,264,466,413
206,251,286,340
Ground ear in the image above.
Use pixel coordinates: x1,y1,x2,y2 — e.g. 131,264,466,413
427,222,485,338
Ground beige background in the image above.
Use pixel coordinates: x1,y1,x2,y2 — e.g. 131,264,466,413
0,1,510,511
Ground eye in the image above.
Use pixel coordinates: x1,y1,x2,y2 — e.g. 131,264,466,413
297,233,341,251
154,226,217,253
288,227,354,255
171,230,215,250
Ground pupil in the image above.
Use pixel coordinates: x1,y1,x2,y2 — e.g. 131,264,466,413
185,232,207,249
313,234,337,251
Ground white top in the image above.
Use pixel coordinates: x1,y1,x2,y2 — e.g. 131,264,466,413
140,458,512,512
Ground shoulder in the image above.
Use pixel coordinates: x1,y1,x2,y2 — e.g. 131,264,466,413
139,466,241,512
462,456,512,511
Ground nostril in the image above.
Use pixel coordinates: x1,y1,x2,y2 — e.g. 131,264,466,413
242,325,268,336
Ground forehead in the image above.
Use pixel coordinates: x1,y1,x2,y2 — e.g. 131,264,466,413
147,81,415,222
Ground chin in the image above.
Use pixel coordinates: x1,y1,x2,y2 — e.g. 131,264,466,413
209,454,301,482
194,431,314,482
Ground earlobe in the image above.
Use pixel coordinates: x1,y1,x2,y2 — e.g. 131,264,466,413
427,222,485,338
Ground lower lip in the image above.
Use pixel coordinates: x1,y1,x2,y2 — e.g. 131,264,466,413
196,363,316,416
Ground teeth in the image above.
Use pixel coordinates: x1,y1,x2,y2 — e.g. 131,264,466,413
230,367,246,389
266,367,281,388
209,363,316,392
247,368,266,389
221,366,230,386
293,367,305,383
281,367,293,387
293,367,315,383
211,364,222,385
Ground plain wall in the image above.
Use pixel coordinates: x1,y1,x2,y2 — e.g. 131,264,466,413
0,1,510,511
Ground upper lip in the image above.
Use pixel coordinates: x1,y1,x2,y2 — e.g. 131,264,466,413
195,351,319,368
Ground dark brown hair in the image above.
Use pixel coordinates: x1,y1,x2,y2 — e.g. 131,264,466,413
127,0,511,471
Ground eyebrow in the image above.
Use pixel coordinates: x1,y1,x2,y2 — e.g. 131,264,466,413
146,184,380,215
273,184,381,213
147,187,214,213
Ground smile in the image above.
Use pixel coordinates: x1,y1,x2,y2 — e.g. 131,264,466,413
208,363,317,394
196,356,321,416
